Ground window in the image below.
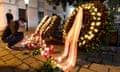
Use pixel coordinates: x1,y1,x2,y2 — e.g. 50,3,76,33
38,11,44,23
18,8,26,20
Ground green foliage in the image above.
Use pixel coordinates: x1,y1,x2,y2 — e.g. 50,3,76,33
40,57,63,72
40,62,62,72
32,48,41,56
99,11,114,46
23,46,42,56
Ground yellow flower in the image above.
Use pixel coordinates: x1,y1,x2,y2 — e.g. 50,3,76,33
96,22,101,26
97,12,102,16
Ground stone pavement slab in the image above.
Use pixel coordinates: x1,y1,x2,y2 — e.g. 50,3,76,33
79,68,94,72
90,63,108,72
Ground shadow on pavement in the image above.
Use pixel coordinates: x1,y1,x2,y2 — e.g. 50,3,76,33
0,66,40,72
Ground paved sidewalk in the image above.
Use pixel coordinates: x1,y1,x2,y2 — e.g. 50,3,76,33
0,30,120,72
0,39,45,72
74,46,120,72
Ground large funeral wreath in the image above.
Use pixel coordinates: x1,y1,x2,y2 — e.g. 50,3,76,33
63,1,114,52
23,1,114,72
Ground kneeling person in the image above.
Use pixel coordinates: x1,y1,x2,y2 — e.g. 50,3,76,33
2,18,26,48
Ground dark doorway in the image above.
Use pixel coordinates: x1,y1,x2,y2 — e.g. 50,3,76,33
38,11,44,23
18,8,26,20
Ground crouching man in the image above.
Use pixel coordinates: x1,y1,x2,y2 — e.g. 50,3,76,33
2,18,26,49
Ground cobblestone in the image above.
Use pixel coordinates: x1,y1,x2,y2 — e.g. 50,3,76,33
70,66,80,72
112,62,120,66
0,60,5,66
1,54,14,61
116,47,120,53
113,54,120,62
5,58,22,66
79,68,94,72
0,50,9,57
23,57,37,64
17,64,30,70
0,48,4,51
77,59,90,67
100,46,117,52
90,63,109,72
15,53,29,60
110,68,120,72
101,54,113,64
108,66,120,69
88,57,102,63
34,55,46,62
10,50,21,55
29,61,42,69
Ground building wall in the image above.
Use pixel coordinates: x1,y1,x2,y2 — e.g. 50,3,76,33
28,0,38,28
0,0,18,31
17,0,38,28
0,0,68,31
0,3,6,31
28,7,38,28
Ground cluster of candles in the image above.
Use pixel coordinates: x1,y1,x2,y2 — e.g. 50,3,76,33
21,33,54,58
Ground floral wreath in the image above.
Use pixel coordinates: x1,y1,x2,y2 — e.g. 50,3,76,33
63,1,113,52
